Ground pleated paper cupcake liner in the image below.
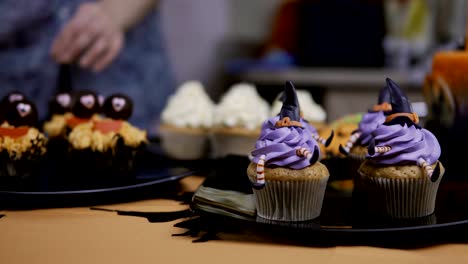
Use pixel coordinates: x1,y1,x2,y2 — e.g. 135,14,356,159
159,131,209,160
255,216,320,229
210,133,257,158
368,176,443,218
252,176,329,222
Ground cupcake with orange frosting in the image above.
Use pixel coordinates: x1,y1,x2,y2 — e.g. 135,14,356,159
67,93,147,177
43,90,104,139
0,96,47,179
43,91,74,139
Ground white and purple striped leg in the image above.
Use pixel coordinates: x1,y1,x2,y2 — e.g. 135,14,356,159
296,147,312,159
339,131,362,156
312,130,334,147
418,158,440,182
343,132,361,153
374,146,391,153
252,155,266,189
368,140,391,155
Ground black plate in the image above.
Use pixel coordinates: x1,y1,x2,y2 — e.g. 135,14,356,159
0,141,200,209
190,155,468,246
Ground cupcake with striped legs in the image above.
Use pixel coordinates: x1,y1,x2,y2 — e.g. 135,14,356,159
338,79,392,161
247,81,330,222
358,78,444,218
336,79,392,195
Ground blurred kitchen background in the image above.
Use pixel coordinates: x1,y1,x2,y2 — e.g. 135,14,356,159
160,0,467,122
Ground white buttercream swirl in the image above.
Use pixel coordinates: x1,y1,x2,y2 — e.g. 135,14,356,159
213,83,270,131
270,90,326,122
161,81,215,128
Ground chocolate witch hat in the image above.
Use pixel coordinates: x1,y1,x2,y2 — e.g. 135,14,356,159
384,77,420,128
280,81,301,122
377,84,391,105
369,83,392,113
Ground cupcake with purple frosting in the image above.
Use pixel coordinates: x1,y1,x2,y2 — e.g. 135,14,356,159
358,78,445,218
339,80,392,161
337,79,392,195
247,81,330,222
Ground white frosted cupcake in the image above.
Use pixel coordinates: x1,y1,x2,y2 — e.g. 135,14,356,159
159,81,215,160
211,82,270,158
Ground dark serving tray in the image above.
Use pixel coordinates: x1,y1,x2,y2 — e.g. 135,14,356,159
0,140,205,209
189,155,468,246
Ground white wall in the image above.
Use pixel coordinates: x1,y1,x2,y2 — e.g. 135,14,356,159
160,0,283,99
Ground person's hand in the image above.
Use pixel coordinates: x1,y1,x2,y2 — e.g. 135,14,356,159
50,2,124,72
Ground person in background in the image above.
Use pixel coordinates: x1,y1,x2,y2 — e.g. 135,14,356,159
0,0,175,135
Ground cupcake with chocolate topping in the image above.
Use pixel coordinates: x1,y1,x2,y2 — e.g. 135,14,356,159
247,81,330,222
43,91,74,139
358,78,445,218
67,93,147,177
0,91,26,110
43,90,103,139
0,97,47,179
0,91,26,124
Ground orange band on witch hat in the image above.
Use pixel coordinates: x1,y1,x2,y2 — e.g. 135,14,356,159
385,112,419,124
372,102,392,112
275,117,303,128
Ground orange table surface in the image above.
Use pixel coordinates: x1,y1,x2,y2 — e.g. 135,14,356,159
1,175,468,264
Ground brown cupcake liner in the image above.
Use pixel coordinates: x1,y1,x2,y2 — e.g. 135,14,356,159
0,146,46,179
367,176,443,218
252,176,329,222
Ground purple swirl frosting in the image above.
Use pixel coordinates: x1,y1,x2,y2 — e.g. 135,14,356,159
251,115,320,169
357,111,386,145
367,124,441,165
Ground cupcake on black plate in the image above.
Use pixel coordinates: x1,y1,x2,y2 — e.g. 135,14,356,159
42,91,77,158
67,93,147,178
43,91,74,138
0,96,47,180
